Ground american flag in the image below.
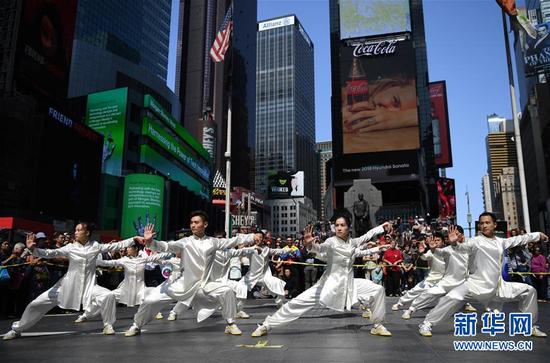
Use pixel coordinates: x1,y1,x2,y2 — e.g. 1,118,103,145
210,4,233,63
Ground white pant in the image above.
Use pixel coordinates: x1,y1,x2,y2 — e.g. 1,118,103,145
425,281,538,326
12,284,116,332
263,278,385,330
397,280,434,307
133,281,237,328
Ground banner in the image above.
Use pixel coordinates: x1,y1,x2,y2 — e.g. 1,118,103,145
339,36,419,154
86,88,128,176
523,22,550,75
339,0,410,40
121,174,164,239
436,178,457,220
429,81,453,168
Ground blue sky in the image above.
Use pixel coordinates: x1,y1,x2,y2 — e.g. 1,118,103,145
167,0,519,228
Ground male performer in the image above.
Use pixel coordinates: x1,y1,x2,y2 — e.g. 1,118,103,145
391,233,446,313
402,226,473,319
251,216,393,337
124,211,262,337
418,212,548,337
3,223,139,340
240,232,287,308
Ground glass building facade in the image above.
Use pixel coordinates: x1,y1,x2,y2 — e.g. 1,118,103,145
68,0,173,104
255,15,318,212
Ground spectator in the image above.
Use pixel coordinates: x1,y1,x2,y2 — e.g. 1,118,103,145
508,246,532,285
531,247,549,301
2,243,31,318
363,251,379,281
282,268,299,299
382,237,403,297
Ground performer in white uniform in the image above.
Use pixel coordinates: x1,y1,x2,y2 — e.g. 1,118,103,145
403,226,473,319
251,217,393,337
75,245,173,322
124,211,261,337
391,233,446,313
418,212,548,337
240,233,287,308
192,245,259,322
3,223,138,340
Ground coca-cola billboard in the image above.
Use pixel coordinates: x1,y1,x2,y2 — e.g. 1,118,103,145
338,36,420,155
429,81,453,168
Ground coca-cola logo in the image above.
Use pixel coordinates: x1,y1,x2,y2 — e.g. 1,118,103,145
352,40,400,57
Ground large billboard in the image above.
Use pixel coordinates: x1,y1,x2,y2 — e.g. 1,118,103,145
340,36,420,154
522,22,550,75
436,178,456,220
121,174,164,239
268,171,305,199
429,81,453,168
339,0,411,40
85,88,128,176
16,0,77,99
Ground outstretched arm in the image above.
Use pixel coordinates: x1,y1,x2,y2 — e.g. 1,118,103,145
27,233,70,259
140,224,184,254
502,232,548,250
352,222,392,247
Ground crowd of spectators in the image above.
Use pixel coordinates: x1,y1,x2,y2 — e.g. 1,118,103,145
1,215,549,320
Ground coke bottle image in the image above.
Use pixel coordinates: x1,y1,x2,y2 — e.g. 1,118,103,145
346,57,369,107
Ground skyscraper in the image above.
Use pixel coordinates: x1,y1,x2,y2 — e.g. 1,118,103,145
177,0,257,190
329,0,438,219
255,15,318,211
68,0,177,115
485,114,521,227
317,141,333,220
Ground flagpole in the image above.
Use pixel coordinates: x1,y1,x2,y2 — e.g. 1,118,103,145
501,10,531,232
224,106,232,237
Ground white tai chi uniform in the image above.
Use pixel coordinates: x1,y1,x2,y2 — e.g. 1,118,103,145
11,238,135,333
410,244,471,311
131,234,255,328
82,252,173,319
260,225,386,330
396,250,446,307
241,247,287,305
424,233,542,326
194,247,257,322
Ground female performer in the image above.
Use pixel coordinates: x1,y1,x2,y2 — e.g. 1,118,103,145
3,223,139,340
251,216,392,337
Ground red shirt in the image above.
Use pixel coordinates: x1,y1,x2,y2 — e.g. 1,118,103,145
383,248,403,272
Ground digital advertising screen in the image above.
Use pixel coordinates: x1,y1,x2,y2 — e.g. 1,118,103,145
121,174,164,239
85,87,128,176
429,81,453,168
339,0,411,40
339,36,420,155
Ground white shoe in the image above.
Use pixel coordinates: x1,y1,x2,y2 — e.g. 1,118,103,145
155,312,163,320
532,326,547,338
402,310,412,320
362,309,372,319
463,303,477,312
167,312,177,321
251,324,268,337
370,324,392,337
391,303,402,311
224,324,242,335
419,321,432,337
74,314,87,323
103,324,115,335
2,330,21,341
124,324,141,337
235,310,250,319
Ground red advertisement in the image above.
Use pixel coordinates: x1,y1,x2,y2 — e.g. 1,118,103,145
429,81,453,168
436,178,456,220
